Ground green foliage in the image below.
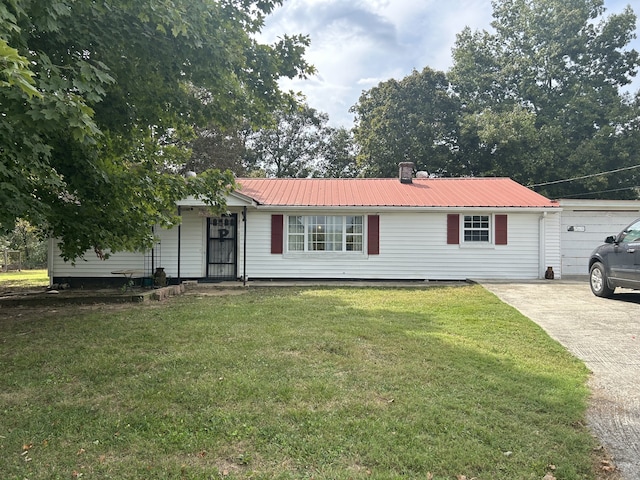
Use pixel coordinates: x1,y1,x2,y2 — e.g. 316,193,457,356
245,102,331,177
0,0,314,259
185,124,251,176
0,286,596,479
318,126,360,178
352,67,461,177
0,39,39,97
450,0,640,197
0,220,47,268
350,0,640,198
242,105,360,178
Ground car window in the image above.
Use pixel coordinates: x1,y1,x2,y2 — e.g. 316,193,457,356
620,220,640,243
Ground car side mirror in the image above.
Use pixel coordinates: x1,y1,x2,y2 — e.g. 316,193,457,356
605,235,616,244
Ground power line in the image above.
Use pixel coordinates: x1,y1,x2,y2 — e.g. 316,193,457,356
527,164,640,188
559,185,640,198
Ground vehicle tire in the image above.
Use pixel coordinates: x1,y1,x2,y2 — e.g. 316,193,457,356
590,262,615,298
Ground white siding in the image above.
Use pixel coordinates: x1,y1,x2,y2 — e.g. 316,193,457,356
155,209,206,279
244,210,545,281
543,212,562,278
51,244,145,278
51,208,556,282
560,207,640,276
49,211,207,282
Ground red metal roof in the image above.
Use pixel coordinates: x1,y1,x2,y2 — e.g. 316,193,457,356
236,177,557,208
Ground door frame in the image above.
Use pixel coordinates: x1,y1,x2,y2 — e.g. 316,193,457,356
206,214,238,281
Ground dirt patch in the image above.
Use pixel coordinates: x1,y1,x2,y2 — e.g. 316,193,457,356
0,283,189,307
1,286,141,305
0,285,246,320
593,445,623,480
0,299,139,325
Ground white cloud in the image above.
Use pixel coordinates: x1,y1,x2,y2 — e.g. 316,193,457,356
262,0,640,127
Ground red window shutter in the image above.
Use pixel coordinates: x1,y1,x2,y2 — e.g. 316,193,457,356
368,215,380,255
447,214,460,244
495,214,508,245
271,214,284,254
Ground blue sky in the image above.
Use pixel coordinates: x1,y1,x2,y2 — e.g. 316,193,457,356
261,0,640,127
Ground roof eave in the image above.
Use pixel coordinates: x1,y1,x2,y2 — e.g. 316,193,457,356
249,205,561,212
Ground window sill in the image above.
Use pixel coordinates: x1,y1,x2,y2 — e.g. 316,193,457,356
283,252,367,259
458,242,496,249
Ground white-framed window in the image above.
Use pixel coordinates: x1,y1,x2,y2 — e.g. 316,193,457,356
287,215,364,252
463,215,490,242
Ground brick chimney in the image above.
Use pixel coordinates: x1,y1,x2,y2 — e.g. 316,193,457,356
399,162,414,184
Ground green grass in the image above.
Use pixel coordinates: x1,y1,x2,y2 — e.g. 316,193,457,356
0,268,48,288
0,286,595,479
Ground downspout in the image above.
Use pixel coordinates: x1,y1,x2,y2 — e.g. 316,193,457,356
539,211,547,279
177,206,182,284
243,206,247,286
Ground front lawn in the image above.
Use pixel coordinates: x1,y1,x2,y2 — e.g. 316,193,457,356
0,286,595,479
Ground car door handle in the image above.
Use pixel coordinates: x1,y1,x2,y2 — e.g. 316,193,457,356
628,248,635,253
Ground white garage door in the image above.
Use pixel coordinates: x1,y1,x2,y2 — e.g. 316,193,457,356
561,211,640,276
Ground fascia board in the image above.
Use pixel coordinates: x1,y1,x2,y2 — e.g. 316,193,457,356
249,205,562,213
177,191,258,207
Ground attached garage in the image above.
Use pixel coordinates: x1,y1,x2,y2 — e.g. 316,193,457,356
559,199,640,276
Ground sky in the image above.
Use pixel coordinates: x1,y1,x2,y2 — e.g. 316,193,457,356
260,0,640,127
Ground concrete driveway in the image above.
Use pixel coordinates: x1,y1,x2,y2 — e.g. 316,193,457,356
481,278,640,479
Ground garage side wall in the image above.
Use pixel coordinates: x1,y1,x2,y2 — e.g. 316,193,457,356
543,211,562,279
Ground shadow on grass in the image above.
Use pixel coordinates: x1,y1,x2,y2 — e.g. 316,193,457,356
0,286,594,480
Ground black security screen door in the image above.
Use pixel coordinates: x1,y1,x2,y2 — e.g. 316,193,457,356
207,215,237,280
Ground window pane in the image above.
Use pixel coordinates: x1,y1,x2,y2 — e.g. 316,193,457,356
621,221,640,243
287,215,364,252
346,216,363,251
464,230,489,242
346,216,363,234
308,216,325,251
463,215,490,242
288,216,304,251
346,235,363,251
288,236,304,251
288,216,304,234
325,216,342,251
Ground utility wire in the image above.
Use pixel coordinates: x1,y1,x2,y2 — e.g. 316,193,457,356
560,185,640,198
527,164,640,188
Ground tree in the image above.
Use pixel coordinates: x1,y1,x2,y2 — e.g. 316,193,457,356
183,125,250,177
245,103,329,177
449,0,640,198
317,127,361,178
0,220,47,269
351,67,461,178
0,0,313,260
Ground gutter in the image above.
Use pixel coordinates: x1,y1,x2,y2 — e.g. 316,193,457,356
246,205,563,213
